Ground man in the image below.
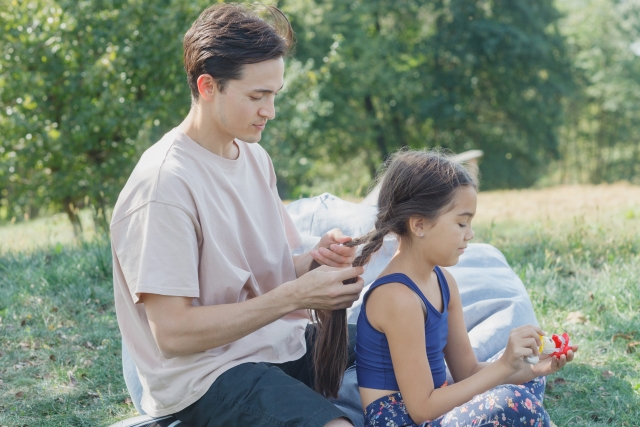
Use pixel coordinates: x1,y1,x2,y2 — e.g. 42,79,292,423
110,4,363,426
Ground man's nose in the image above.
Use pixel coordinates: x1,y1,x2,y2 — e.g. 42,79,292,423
259,98,276,120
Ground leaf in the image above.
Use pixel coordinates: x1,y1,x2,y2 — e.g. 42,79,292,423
123,397,133,405
565,311,587,324
601,370,614,380
67,371,78,387
612,333,635,342
15,391,24,398
626,341,640,353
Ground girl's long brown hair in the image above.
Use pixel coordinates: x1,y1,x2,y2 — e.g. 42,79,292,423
309,149,477,399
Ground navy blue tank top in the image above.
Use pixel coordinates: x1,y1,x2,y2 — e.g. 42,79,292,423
355,267,450,390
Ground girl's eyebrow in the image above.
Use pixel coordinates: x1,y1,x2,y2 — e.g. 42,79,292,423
457,212,475,217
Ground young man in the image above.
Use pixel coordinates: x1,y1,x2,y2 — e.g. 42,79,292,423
110,4,362,426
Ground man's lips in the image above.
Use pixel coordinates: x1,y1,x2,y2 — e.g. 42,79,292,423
253,122,266,130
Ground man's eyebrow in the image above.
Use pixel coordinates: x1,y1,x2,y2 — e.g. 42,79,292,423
252,83,285,94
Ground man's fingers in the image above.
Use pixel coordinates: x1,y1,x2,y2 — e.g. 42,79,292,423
311,250,351,268
318,247,349,264
332,266,365,283
327,228,352,244
340,278,364,294
328,244,357,258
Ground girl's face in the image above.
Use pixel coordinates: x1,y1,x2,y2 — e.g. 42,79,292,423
419,185,477,267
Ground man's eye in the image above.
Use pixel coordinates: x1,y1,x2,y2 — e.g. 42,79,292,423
250,96,262,101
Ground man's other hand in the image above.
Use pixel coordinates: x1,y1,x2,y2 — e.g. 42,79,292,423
310,228,358,268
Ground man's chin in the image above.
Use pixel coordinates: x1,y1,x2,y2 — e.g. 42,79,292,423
239,133,262,144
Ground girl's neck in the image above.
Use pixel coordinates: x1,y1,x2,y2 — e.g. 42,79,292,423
384,239,436,283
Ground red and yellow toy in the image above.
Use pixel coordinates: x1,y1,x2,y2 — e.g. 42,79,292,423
525,332,572,364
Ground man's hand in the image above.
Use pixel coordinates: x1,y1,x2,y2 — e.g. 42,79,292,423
311,228,358,268
290,265,365,311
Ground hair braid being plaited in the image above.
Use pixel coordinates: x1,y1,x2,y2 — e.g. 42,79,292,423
308,149,477,399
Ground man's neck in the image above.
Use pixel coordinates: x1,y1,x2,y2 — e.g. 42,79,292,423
177,106,239,160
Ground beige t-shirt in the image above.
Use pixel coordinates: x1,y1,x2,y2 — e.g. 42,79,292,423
110,128,307,417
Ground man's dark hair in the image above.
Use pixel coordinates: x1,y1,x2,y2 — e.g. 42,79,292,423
183,3,294,99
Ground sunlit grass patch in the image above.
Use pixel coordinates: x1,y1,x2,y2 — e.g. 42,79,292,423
473,189,640,426
0,237,137,426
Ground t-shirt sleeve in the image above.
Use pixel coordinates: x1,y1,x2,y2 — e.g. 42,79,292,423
111,201,201,303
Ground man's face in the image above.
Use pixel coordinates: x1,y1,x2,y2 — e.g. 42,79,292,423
211,57,285,144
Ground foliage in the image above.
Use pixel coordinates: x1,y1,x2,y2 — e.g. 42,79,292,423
0,0,196,232
1,0,639,219
271,0,573,195
551,0,640,185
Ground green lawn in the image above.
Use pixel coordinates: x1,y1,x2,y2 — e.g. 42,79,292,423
1,185,639,426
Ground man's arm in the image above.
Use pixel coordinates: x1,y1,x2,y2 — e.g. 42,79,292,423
143,265,364,359
293,228,358,277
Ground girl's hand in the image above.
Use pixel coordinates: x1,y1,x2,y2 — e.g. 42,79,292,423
499,325,545,373
311,228,357,268
531,345,579,377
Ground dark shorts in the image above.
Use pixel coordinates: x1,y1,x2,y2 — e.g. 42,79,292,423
174,324,357,427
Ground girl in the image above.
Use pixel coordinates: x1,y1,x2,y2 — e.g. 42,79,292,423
312,150,577,427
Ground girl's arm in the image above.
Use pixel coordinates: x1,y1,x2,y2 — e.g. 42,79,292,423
440,268,578,385
366,283,541,423
440,268,484,381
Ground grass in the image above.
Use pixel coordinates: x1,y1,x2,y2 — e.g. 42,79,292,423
0,183,639,426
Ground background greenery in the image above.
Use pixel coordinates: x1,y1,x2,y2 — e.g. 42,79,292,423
2,0,640,230
1,185,639,426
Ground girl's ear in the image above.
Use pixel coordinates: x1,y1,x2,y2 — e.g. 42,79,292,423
408,216,425,238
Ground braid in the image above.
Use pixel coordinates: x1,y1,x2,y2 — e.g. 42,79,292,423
309,226,389,398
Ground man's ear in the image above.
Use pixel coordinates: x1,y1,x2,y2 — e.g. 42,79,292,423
196,74,217,101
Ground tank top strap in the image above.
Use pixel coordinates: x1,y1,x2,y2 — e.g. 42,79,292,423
363,273,431,310
433,266,451,307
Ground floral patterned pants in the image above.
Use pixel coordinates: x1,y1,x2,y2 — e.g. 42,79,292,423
364,375,549,427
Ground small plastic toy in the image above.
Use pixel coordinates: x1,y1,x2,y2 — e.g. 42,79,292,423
525,332,572,364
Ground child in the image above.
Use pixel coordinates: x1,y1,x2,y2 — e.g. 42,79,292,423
312,150,577,427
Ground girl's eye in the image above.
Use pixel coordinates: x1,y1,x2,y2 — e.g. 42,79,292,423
459,224,467,228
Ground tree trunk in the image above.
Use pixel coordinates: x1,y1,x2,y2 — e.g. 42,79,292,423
63,197,83,238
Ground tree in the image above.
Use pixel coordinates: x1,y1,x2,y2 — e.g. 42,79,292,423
270,0,574,194
553,0,640,185
0,0,197,233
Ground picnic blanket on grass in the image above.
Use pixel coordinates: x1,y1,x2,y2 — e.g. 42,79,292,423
113,193,538,427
